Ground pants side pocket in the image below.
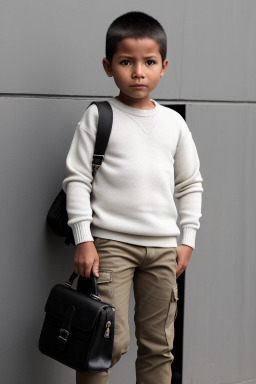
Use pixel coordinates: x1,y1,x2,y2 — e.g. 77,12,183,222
164,284,178,352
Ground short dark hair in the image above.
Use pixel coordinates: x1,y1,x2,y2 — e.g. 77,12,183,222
105,11,167,63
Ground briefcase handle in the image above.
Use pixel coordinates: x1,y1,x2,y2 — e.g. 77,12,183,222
65,272,100,301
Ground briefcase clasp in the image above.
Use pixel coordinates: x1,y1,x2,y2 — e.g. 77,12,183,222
58,328,69,343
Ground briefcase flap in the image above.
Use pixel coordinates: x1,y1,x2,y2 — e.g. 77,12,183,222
45,284,109,331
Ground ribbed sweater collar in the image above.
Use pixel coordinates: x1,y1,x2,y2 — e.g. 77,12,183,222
108,97,159,117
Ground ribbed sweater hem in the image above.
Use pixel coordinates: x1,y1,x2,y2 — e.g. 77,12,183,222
91,227,178,248
71,222,197,249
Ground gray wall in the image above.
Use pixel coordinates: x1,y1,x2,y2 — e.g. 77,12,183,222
1,1,256,384
183,104,256,384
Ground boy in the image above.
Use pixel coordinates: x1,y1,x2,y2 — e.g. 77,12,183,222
63,11,203,384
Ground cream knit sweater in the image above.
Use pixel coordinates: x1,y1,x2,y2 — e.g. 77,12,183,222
63,98,203,249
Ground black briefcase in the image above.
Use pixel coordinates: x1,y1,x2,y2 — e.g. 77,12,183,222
38,272,115,372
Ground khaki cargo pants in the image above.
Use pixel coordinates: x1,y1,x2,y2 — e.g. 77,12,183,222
77,238,178,384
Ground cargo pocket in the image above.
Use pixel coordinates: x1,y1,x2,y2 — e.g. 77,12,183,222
96,270,114,306
165,283,179,351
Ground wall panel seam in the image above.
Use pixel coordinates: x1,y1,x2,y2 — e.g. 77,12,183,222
0,94,255,105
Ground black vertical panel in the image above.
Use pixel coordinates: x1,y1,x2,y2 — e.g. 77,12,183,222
164,104,186,384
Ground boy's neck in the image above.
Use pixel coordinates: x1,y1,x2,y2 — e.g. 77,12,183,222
116,94,155,110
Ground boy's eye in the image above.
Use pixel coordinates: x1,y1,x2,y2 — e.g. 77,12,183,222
120,60,131,65
146,60,156,66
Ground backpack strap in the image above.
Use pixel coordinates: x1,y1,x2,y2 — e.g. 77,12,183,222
89,101,113,177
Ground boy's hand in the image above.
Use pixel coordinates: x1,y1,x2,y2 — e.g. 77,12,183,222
176,244,193,279
74,242,99,279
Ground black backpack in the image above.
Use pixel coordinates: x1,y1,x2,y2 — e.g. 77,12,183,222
47,101,113,245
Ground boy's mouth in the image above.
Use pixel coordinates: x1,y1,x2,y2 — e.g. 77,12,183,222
130,84,147,89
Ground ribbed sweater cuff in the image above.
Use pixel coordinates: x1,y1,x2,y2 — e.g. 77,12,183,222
181,227,197,249
71,222,94,245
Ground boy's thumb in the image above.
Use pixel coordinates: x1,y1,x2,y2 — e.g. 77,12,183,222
92,258,99,277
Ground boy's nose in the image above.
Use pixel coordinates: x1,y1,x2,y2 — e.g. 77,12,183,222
132,64,145,78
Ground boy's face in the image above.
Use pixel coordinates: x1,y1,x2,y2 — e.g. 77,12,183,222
103,37,168,109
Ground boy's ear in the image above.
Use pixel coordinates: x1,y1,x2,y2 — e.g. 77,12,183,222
102,58,113,77
160,59,168,77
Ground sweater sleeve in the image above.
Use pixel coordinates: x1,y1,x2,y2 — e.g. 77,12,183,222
174,117,203,249
62,104,99,244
